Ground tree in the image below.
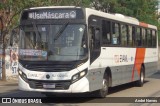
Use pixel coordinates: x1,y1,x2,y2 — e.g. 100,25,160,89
91,0,118,13
91,0,159,43
0,0,91,80
91,0,158,25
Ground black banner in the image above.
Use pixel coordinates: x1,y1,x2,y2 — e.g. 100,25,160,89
0,97,160,103
21,8,84,21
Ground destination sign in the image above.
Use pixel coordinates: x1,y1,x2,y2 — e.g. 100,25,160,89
28,10,77,19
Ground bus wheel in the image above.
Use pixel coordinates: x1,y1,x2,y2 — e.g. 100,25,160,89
95,73,109,98
136,66,145,87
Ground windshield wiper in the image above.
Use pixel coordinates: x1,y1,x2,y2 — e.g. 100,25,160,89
54,22,69,41
32,22,41,47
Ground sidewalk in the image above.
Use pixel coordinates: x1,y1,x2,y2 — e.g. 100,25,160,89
0,75,18,85
0,80,18,86
0,75,18,86
0,80,18,96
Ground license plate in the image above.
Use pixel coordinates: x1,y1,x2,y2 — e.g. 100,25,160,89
43,83,55,89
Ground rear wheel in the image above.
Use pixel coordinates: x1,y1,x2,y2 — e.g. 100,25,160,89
94,73,109,98
136,66,145,87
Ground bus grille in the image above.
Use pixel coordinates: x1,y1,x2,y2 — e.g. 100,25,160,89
26,64,73,72
19,60,88,72
28,80,71,90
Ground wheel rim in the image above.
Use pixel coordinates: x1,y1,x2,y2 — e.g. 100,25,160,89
141,71,144,83
102,79,108,94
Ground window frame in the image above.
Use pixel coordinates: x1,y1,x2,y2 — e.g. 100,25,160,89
89,15,157,48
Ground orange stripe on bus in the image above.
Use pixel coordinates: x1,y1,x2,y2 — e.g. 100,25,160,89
139,22,148,28
132,48,146,81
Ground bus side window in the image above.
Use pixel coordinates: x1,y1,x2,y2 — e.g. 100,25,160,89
89,27,100,50
94,28,100,49
121,24,127,46
136,27,142,46
142,28,146,46
147,29,152,47
102,20,111,45
89,26,101,63
132,26,136,47
89,27,95,51
128,26,133,46
112,22,120,45
152,30,156,48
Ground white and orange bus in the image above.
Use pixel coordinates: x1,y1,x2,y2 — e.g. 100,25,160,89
15,6,158,97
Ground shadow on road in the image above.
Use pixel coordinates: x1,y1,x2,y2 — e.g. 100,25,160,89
0,81,152,103
38,81,150,103
148,71,160,79
0,71,159,103
108,81,148,95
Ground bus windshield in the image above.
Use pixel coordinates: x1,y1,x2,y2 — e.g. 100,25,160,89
19,24,87,61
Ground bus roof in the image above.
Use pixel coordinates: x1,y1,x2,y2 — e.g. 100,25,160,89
85,8,157,30
25,6,82,10
23,6,157,30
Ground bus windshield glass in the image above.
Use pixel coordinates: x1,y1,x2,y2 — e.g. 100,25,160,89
19,24,87,61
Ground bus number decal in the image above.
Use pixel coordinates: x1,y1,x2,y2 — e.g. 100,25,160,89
12,62,18,74
120,55,128,62
114,55,119,63
114,55,128,63
12,67,17,74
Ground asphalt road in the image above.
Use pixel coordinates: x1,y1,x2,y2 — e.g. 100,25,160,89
0,71,160,106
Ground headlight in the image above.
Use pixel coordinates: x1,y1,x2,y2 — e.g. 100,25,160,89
71,69,88,83
18,68,28,83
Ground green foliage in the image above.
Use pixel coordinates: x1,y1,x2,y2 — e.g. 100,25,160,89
0,0,92,30
92,0,158,26
0,0,159,39
92,0,159,44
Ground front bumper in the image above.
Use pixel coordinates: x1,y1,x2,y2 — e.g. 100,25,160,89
18,75,89,93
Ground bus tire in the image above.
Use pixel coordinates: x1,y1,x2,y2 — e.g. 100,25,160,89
95,73,109,98
136,66,145,87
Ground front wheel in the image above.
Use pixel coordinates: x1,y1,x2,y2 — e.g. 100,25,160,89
94,73,109,98
136,66,145,87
